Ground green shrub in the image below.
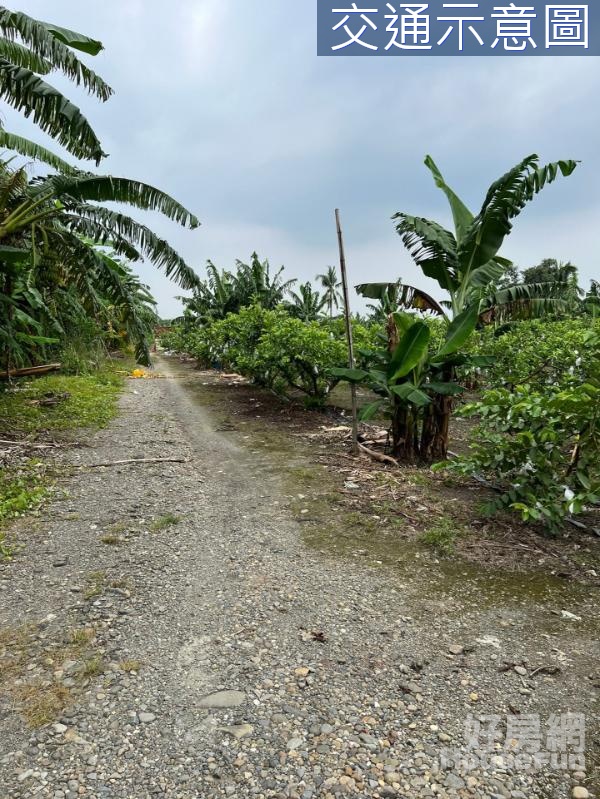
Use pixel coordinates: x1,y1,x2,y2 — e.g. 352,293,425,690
320,317,384,362
469,318,600,390
441,331,600,532
254,315,346,403
161,307,351,404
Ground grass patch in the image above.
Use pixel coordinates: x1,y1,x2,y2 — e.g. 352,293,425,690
100,534,122,546
287,466,325,486
1,623,101,727
420,516,464,556
84,570,106,600
119,659,142,673
68,627,96,648
0,366,127,559
0,531,12,558
13,681,71,728
0,624,35,682
107,520,128,534
149,513,181,532
0,460,52,557
0,371,123,435
81,655,105,678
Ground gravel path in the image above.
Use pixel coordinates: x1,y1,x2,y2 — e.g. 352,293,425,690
0,357,598,799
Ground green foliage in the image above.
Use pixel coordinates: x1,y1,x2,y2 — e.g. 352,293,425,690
203,305,276,377
0,371,122,434
354,153,578,462
161,306,350,404
0,459,50,555
389,320,431,379
0,11,199,372
182,254,294,324
0,217,159,370
521,258,582,308
150,513,181,532
320,316,384,362
285,281,326,321
441,331,600,532
254,314,346,403
0,7,110,162
159,326,193,356
332,313,488,460
391,153,577,319
469,318,600,390
160,310,385,400
420,516,463,555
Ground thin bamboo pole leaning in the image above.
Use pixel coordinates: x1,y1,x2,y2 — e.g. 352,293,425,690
335,209,359,456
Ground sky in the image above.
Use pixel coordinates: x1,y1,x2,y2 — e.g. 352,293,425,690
3,0,600,317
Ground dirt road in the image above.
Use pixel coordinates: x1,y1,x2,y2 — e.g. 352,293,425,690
0,356,598,799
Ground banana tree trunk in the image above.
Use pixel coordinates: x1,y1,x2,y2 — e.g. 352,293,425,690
391,399,420,462
420,404,435,457
430,395,451,461
421,366,455,462
3,272,13,379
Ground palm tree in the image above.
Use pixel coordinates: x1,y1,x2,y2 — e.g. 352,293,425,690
0,7,111,163
316,266,342,317
285,282,327,322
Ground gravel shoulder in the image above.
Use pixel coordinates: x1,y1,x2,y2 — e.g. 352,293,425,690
0,356,598,799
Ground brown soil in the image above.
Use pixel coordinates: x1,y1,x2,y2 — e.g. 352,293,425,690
177,361,600,587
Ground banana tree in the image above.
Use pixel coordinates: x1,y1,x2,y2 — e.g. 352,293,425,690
233,253,296,309
333,307,491,461
0,7,111,163
0,159,200,289
285,282,327,321
0,157,199,368
352,153,578,462
0,255,58,374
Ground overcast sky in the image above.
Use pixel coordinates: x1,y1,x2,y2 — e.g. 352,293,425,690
4,1,600,317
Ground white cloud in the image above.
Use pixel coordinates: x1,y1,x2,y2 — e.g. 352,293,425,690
5,0,599,316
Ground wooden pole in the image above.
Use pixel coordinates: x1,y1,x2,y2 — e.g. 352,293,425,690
335,209,359,456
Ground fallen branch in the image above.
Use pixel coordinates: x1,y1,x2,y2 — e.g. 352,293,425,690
358,443,398,467
530,664,561,678
81,457,188,468
0,362,61,379
359,437,389,448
